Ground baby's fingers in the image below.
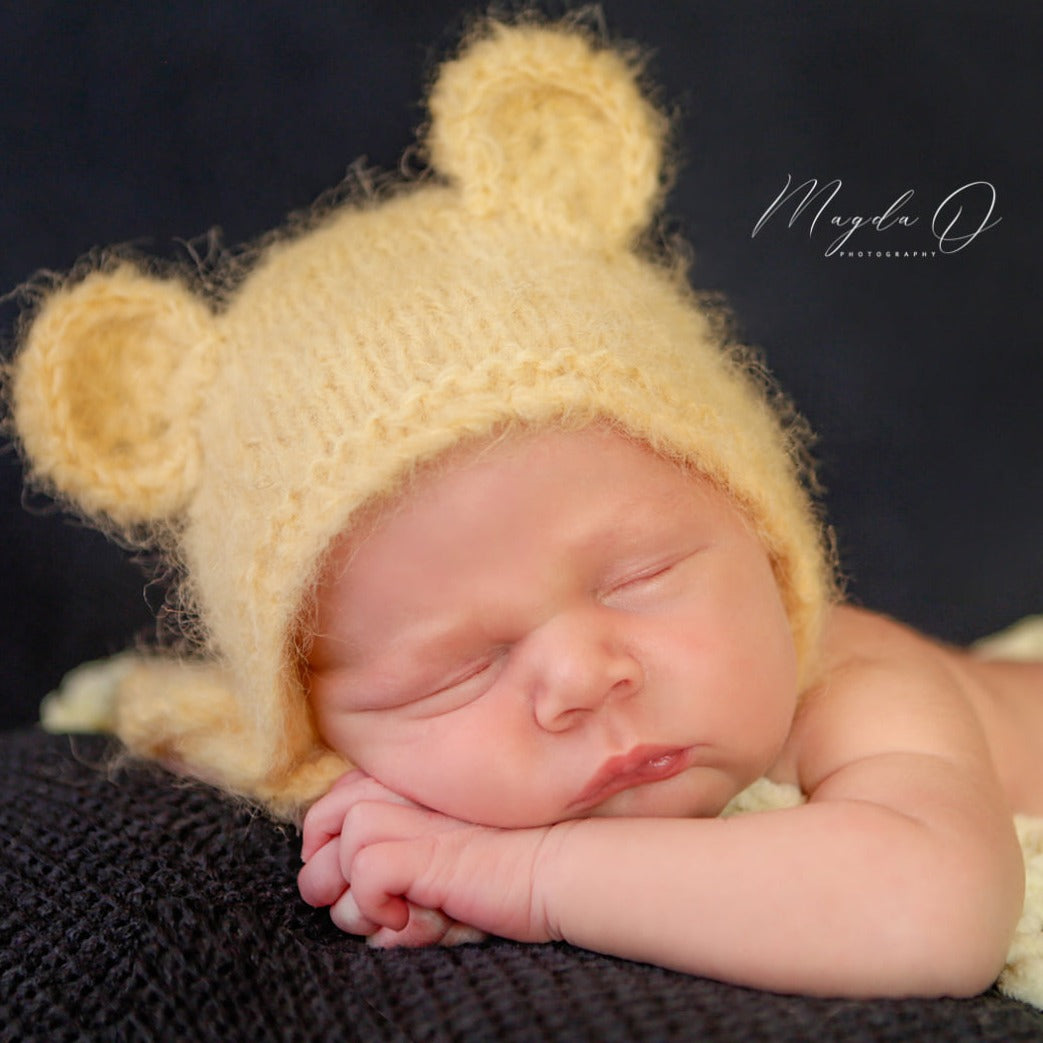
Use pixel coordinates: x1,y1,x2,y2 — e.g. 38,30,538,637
348,838,432,932
366,907,486,949
329,889,382,937
337,801,462,881
328,891,483,946
297,839,349,908
301,770,418,861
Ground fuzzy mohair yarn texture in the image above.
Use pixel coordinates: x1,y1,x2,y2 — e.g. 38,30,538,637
6,18,834,820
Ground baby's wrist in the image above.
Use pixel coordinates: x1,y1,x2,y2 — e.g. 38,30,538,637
528,819,587,943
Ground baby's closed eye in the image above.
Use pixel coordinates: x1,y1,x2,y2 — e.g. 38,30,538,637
423,648,509,704
435,653,500,691
599,549,703,610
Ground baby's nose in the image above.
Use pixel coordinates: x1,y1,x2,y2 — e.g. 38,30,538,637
523,607,643,732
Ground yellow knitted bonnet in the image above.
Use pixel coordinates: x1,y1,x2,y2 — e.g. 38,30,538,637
7,19,834,819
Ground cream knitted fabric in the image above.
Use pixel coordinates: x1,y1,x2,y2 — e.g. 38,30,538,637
7,19,834,819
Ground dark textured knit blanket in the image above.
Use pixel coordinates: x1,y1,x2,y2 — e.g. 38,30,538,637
3,729,1043,1042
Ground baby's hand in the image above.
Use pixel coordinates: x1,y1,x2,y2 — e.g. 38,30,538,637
300,769,418,867
300,770,482,946
298,769,560,947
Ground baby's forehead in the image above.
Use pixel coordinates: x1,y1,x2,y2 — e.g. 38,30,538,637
323,423,734,572
367,420,683,500
424,422,702,492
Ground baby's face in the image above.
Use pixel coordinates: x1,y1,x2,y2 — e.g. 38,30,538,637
308,426,799,828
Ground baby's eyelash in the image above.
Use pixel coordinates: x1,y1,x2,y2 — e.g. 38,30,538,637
622,562,674,586
605,559,677,595
431,652,501,696
600,547,704,604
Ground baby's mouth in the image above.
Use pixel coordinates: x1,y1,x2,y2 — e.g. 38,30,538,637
569,745,693,811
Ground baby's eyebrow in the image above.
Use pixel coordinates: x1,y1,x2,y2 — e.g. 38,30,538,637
340,623,493,708
370,615,486,677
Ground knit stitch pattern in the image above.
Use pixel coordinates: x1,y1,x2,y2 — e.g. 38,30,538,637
3,730,1043,1042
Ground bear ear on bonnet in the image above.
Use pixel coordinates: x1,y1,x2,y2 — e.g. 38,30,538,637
426,19,669,250
8,265,216,529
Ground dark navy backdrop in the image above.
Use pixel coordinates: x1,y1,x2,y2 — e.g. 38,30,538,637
2,1,1040,728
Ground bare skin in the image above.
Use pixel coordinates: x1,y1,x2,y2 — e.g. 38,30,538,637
808,608,1043,816
297,426,1040,997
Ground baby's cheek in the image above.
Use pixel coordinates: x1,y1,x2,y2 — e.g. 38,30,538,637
308,703,352,760
316,697,560,828
414,757,562,829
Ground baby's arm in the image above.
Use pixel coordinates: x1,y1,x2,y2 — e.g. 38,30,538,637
299,618,1025,995
571,625,1024,995
301,755,1019,995
539,753,1020,996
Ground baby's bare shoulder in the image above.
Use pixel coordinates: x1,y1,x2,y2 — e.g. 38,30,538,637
782,605,995,795
820,604,947,659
